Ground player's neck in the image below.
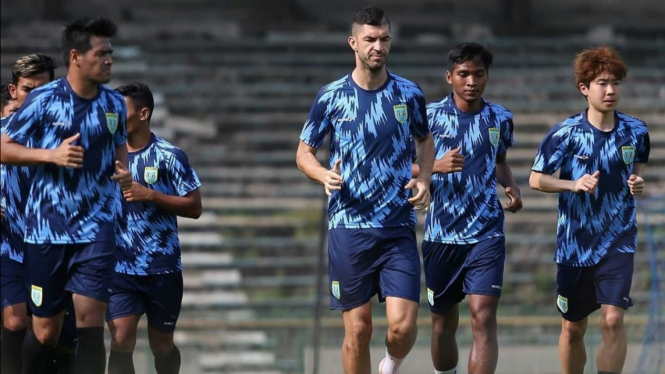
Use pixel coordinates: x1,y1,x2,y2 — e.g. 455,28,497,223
452,94,482,113
586,107,615,132
66,72,98,99
127,127,152,152
351,67,387,91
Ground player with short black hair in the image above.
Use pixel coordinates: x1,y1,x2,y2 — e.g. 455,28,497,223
0,17,131,374
296,7,434,374
106,82,201,374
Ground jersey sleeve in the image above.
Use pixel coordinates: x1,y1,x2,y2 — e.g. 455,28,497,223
114,98,128,147
299,89,331,149
167,149,202,197
532,123,571,175
410,89,429,139
497,112,514,156
3,90,46,145
634,126,650,164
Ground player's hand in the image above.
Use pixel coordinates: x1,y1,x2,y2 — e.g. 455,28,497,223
324,159,343,197
122,181,153,202
503,186,523,213
51,133,84,168
0,205,4,220
627,174,644,196
573,171,600,194
111,161,133,191
406,177,430,212
435,147,464,173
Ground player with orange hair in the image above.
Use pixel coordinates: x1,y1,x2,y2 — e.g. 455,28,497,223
529,46,650,374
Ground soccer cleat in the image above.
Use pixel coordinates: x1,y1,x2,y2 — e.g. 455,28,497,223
378,357,399,374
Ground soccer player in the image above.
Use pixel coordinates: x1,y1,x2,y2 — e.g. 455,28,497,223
529,46,650,374
296,7,434,374
1,54,58,374
0,18,132,374
1,83,20,117
415,43,521,374
106,82,202,374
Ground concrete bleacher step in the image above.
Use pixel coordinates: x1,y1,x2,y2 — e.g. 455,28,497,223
175,330,273,349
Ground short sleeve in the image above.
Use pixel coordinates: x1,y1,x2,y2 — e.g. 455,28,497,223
3,89,46,145
497,113,514,156
167,149,202,197
299,89,331,149
634,127,650,164
114,97,128,147
532,123,571,175
410,89,429,139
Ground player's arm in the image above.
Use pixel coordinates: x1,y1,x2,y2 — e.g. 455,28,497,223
627,163,646,196
529,171,599,194
407,133,434,210
111,143,132,191
296,140,341,196
128,188,202,219
496,153,522,213
1,132,84,167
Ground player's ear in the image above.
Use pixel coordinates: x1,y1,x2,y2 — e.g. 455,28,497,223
348,36,357,52
7,83,17,99
578,82,589,98
446,70,453,85
140,107,150,122
69,49,80,67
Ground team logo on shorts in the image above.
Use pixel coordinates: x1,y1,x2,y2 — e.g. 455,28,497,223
393,104,408,124
488,128,500,146
106,113,118,134
331,281,341,300
621,146,635,164
556,295,568,313
427,288,435,306
31,285,43,307
144,167,158,184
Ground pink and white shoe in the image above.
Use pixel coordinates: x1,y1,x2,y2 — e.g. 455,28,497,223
378,358,399,374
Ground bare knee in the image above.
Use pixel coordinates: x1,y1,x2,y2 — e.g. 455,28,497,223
3,314,29,331
470,307,497,335
601,309,624,334
344,317,373,349
111,327,137,352
388,316,416,341
33,324,61,346
562,320,587,341
432,310,458,340
149,330,175,355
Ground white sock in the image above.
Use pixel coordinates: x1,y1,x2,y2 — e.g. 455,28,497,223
435,368,457,374
380,348,404,374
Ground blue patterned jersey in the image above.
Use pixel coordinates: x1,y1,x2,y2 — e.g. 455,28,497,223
300,72,430,229
115,134,201,275
1,115,32,262
423,95,514,244
532,110,650,267
3,78,127,244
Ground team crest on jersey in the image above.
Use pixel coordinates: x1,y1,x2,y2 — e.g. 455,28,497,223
427,288,435,306
557,295,568,313
31,285,43,307
144,167,158,184
331,281,340,299
106,113,118,134
488,128,500,146
393,104,408,124
621,146,635,164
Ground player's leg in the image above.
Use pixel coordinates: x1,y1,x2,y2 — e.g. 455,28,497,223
378,227,421,374
556,263,597,374
22,243,69,374
1,257,30,374
595,253,634,373
54,301,78,374
342,302,373,374
106,272,144,374
464,237,505,374
328,228,382,374
67,242,115,374
145,272,184,374
422,240,468,374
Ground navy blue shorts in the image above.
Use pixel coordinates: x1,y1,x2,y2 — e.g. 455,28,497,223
422,236,506,314
106,272,183,333
24,241,115,317
556,253,634,322
1,256,26,311
327,226,421,311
